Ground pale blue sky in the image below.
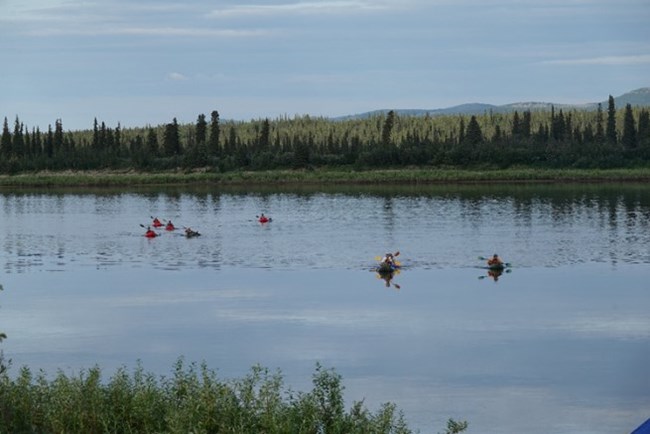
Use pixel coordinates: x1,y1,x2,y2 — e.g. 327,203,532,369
1,0,649,131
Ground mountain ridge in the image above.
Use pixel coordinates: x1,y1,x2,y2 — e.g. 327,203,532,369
334,87,650,120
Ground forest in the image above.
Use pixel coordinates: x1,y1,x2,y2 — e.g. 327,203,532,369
1,95,649,174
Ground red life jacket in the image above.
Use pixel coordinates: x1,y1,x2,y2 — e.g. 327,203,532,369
145,230,157,238
152,218,163,227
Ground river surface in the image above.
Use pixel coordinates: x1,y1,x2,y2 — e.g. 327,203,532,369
0,183,648,434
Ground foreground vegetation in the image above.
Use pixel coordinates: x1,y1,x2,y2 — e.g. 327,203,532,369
0,358,467,434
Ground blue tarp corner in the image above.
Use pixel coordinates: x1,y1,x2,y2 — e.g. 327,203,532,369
632,418,650,434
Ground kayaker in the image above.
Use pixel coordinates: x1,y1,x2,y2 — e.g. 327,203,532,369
487,254,503,267
259,213,269,223
185,227,200,238
381,253,395,266
152,217,163,227
165,220,175,231
145,226,157,238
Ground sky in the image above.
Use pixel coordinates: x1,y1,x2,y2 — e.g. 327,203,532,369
1,0,649,131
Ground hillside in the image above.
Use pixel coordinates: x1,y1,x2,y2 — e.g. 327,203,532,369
336,87,650,120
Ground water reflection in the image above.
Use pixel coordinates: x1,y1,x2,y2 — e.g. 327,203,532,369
375,269,402,290
478,267,512,282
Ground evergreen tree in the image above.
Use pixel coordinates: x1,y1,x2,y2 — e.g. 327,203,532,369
1,117,12,157
381,110,395,145
522,111,532,139
45,125,54,158
32,128,42,157
12,117,24,158
464,115,483,145
621,103,637,150
606,95,617,144
208,110,220,157
196,114,207,145
24,126,32,158
163,118,181,157
551,109,566,141
146,128,159,156
595,103,605,143
54,119,64,157
259,118,271,150
226,125,237,155
511,111,521,137
638,109,650,148
114,123,122,156
92,118,100,149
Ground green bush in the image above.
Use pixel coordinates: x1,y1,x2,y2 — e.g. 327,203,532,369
0,358,467,434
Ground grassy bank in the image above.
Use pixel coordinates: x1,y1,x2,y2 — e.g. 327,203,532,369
0,358,468,434
0,167,650,187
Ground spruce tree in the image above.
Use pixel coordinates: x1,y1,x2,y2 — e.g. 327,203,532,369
45,125,54,158
163,118,181,157
464,115,483,145
595,103,605,143
12,117,24,158
621,103,637,150
259,118,271,150
638,109,649,146
1,117,12,157
518,111,532,139
54,119,64,158
196,114,207,146
606,95,617,144
381,110,395,145
208,110,220,157
511,111,521,137
146,128,159,156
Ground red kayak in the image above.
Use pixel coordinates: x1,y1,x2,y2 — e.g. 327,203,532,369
152,218,163,227
259,217,269,223
145,230,157,238
165,222,175,231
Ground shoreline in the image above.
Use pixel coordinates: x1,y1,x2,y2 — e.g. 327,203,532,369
1,167,650,187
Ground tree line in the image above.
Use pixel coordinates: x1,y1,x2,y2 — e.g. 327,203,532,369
2,95,650,174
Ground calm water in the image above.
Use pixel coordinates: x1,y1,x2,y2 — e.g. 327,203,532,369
1,183,649,434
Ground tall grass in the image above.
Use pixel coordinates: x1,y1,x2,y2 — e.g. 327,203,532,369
0,358,464,434
1,167,649,187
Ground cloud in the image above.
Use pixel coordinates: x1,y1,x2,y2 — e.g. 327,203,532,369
206,1,389,18
167,72,188,81
541,54,650,66
23,26,272,38
1,1,272,38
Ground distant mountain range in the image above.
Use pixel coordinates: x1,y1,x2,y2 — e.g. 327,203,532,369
335,87,650,120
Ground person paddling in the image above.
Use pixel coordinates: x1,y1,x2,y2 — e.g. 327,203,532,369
165,220,175,231
381,253,395,266
152,217,163,227
185,227,200,238
487,253,503,267
145,226,157,238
